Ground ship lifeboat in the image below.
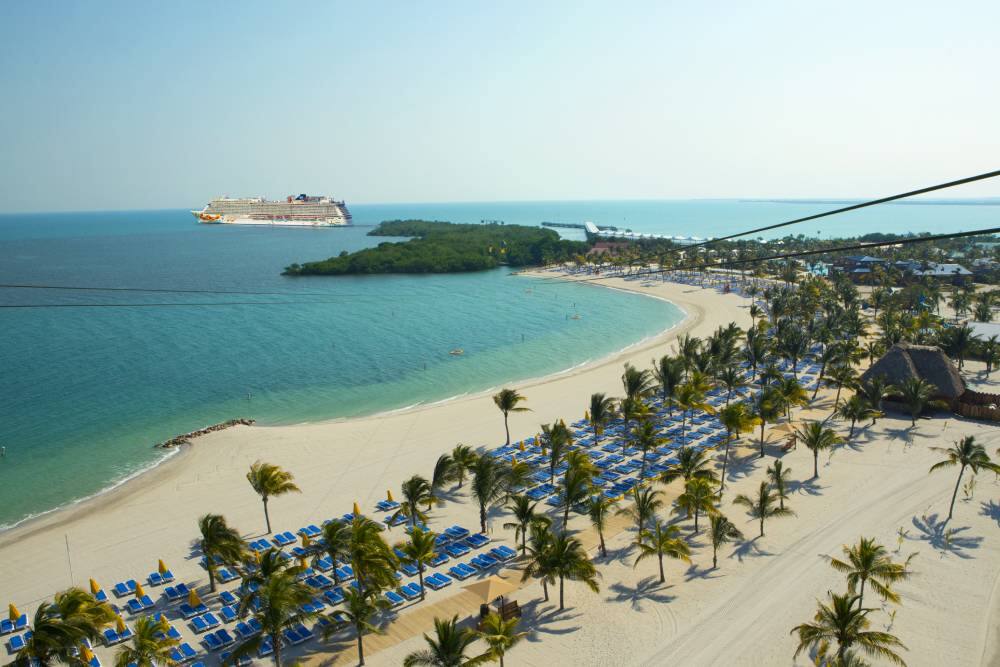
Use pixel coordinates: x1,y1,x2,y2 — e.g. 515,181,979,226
199,213,222,222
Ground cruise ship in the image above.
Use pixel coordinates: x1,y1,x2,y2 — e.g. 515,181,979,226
191,194,351,227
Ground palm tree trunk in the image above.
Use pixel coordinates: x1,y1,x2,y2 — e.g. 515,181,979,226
858,577,866,609
947,465,966,521
263,497,271,534
559,575,565,610
719,436,732,497
759,421,766,458
418,564,426,601
357,632,365,666
504,414,511,447
273,632,282,667
658,551,665,583
542,578,549,602
712,545,718,568
563,504,570,530
598,527,607,558
694,508,700,532
500,654,505,667
480,503,487,533
759,516,764,538
813,449,819,479
208,564,217,593
849,419,856,439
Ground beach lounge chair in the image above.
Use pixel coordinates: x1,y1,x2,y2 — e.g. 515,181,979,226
147,569,174,586
335,565,354,581
189,613,220,634
220,650,251,667
112,580,137,598
219,606,238,624
399,562,419,577
322,588,345,606
219,590,239,606
384,590,405,607
425,572,452,590
465,533,490,549
162,583,189,602
301,598,326,615
448,563,476,580
7,632,28,653
257,637,275,658
201,633,222,652
126,595,155,615
429,553,450,567
215,568,238,584
399,582,423,600
445,542,470,558
471,553,499,569
313,556,333,572
178,602,208,619
445,525,471,540
170,642,198,663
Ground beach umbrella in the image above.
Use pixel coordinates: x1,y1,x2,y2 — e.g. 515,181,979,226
134,582,145,599
584,409,590,421
158,616,171,634
115,615,127,634
8,603,19,621
518,441,525,452
89,579,101,595
188,589,201,607
157,559,169,575
300,533,311,547
298,556,308,569
511,454,517,465
462,575,519,607
81,644,95,662
387,489,394,502
352,501,361,517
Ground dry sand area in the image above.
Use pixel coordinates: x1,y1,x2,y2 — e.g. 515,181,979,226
2,273,999,666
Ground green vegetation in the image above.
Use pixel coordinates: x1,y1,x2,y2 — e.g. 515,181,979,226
284,220,590,275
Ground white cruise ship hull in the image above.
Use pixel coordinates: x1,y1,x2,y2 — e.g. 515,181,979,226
190,211,349,227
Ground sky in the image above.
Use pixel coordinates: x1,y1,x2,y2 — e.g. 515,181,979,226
1,0,999,212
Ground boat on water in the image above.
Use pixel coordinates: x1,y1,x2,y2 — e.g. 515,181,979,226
191,193,351,227
449,348,464,356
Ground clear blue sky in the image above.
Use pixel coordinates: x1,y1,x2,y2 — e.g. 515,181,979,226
2,0,999,212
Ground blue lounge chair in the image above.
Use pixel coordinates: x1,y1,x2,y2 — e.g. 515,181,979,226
384,590,405,607
190,613,220,634
257,637,275,658
219,590,239,606
448,563,476,580
220,651,251,667
112,580,137,598
201,634,222,652
147,569,174,586
425,572,452,589
445,542,471,558
429,553,450,567
170,643,198,663
336,565,354,581
301,598,326,615
491,545,517,561
178,602,208,619
162,583,190,602
216,568,238,584
465,533,490,549
126,595,155,614
399,562,419,577
219,606,238,624
8,632,28,653
323,588,345,606
399,582,423,600
313,556,334,572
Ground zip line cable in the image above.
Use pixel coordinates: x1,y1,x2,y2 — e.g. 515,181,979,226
669,168,1000,252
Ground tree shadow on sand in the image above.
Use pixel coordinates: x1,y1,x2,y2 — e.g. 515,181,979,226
732,537,774,563
980,499,1000,528
723,451,762,485
909,512,982,558
683,562,723,582
787,476,825,499
517,599,583,641
607,576,677,610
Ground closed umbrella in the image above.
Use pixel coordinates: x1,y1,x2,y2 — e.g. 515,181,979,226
352,501,361,517
157,559,169,575
115,615,127,634
188,589,201,607
89,579,101,595
134,582,145,599
387,489,394,502
8,603,20,621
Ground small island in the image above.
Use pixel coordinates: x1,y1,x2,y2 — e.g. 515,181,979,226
282,220,590,275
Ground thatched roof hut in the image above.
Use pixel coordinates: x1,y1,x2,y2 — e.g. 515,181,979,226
860,343,965,400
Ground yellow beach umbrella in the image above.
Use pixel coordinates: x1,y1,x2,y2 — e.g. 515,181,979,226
352,501,361,516
298,556,308,569
584,409,590,421
511,454,517,465
300,533,311,547
254,550,262,564
157,559,169,575
387,489,394,502
158,616,170,634
134,582,145,599
81,645,95,662
8,603,20,621
187,589,201,607
518,441,525,452
89,579,101,595
115,615,127,634
462,575,519,604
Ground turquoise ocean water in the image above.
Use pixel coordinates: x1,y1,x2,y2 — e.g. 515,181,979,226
0,199,994,528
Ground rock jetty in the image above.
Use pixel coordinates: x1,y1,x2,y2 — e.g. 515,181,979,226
155,418,255,449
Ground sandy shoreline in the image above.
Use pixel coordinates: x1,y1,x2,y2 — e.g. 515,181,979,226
4,272,997,667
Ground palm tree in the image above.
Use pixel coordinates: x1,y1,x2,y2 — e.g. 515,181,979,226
541,420,573,484
836,395,875,439
766,460,792,510
753,388,784,458
893,377,939,427
548,531,600,610
346,516,399,596
660,445,717,485
587,392,616,444
113,615,179,667
329,587,390,666
652,355,685,411
631,419,664,479
791,592,907,666
477,613,527,667
675,477,717,532
520,521,556,602
776,376,809,419
503,494,541,555
622,363,655,400
855,377,889,425
586,494,616,558
232,570,317,667
392,475,435,528
929,436,1000,520
829,537,914,608
237,547,303,615
397,527,437,601
635,520,691,583
493,388,529,447
617,486,664,536
718,402,760,495
198,514,246,592
717,365,747,406
404,615,479,667
708,514,743,569
796,421,844,479
941,322,979,369
315,519,351,585
450,445,478,489
246,461,300,534
559,465,593,529
430,454,456,506
812,343,845,401
733,481,795,537
17,588,115,666
825,364,859,409
671,382,715,443
470,456,511,533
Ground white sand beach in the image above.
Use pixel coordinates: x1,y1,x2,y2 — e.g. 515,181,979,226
2,273,999,667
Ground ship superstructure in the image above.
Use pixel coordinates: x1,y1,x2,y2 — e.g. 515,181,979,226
191,194,351,227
